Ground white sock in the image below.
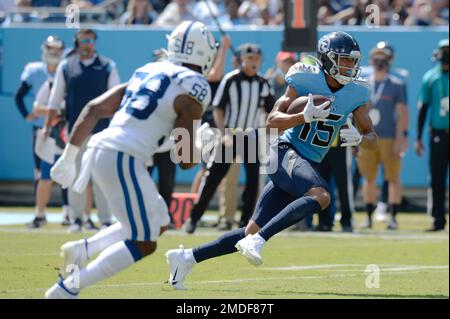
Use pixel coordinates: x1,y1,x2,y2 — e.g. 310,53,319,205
62,205,70,217
184,248,196,264
36,208,45,218
254,233,266,243
85,222,127,258
63,240,140,291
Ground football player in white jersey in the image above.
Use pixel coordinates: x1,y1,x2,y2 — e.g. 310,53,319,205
45,21,218,299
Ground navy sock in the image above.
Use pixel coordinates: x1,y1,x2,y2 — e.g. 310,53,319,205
366,203,375,218
381,180,389,204
62,188,68,206
259,196,321,241
193,227,246,263
389,204,399,218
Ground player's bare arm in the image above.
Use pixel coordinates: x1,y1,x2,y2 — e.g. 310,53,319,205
353,103,378,151
70,83,128,146
174,94,204,170
266,85,303,132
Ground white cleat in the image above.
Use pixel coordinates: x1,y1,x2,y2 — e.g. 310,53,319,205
60,239,88,276
45,280,78,299
374,202,388,222
165,245,194,290
235,234,265,266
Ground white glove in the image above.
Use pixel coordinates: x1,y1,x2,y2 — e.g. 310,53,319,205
340,118,362,147
50,144,80,189
302,93,331,123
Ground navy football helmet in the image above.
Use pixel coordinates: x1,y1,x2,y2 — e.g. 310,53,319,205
318,32,361,85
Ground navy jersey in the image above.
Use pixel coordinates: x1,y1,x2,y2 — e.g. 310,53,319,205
281,63,370,163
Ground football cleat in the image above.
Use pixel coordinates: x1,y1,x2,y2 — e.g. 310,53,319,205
45,276,78,299
387,218,398,230
60,239,88,277
68,218,83,233
183,218,197,234
235,234,266,266
84,218,99,231
165,245,194,290
374,202,388,222
27,216,47,229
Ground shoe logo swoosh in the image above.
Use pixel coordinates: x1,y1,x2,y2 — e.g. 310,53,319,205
171,267,179,285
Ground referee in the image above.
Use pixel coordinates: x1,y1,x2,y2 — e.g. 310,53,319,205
184,43,275,234
415,39,449,232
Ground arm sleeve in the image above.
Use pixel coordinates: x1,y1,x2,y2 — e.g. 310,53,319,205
48,63,66,110
417,102,429,140
417,75,431,140
108,62,121,89
212,76,230,111
14,81,32,119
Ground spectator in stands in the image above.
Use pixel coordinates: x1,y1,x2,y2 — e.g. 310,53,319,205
0,0,14,24
150,0,172,13
70,0,105,8
154,0,197,26
119,0,158,25
318,0,353,25
388,0,411,25
405,0,448,25
46,29,119,232
224,0,249,25
16,0,66,6
194,0,227,26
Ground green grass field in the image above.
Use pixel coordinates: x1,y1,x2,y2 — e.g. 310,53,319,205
0,208,448,299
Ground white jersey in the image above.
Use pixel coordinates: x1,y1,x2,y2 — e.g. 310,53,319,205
88,61,211,163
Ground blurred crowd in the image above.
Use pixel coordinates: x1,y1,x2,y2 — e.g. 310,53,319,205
1,0,448,26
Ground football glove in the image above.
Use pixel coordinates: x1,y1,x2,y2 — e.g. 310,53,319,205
50,144,80,189
302,93,331,123
340,118,362,147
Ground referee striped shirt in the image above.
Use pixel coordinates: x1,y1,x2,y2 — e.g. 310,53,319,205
213,69,275,130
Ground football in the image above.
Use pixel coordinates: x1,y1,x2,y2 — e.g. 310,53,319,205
286,95,331,115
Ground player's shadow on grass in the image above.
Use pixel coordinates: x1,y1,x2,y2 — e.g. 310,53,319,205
255,290,448,299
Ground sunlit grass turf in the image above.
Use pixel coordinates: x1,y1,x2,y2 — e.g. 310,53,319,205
0,208,448,299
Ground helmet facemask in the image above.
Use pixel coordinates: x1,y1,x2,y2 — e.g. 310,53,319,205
325,50,361,85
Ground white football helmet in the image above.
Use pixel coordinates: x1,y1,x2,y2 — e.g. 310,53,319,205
167,21,218,76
